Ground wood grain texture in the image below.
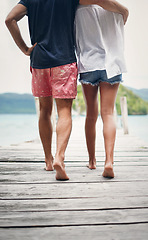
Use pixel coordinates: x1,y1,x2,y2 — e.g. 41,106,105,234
0,224,147,240
0,116,148,239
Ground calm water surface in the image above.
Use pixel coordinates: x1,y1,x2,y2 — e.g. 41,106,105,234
0,114,39,147
0,114,147,147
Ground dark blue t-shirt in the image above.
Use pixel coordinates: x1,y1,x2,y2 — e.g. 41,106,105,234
18,0,79,69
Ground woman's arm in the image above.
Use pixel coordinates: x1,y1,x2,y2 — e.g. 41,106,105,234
79,0,129,24
5,4,36,56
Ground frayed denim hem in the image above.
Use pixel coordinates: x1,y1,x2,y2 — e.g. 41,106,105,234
79,79,123,86
79,80,99,86
99,79,123,85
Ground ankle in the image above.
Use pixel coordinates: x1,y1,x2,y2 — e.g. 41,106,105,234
55,153,65,162
45,154,53,162
89,157,96,163
105,158,113,165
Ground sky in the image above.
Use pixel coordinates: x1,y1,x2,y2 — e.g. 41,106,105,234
0,0,148,94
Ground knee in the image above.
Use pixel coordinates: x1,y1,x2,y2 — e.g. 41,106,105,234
56,115,72,133
39,105,52,118
86,113,98,124
60,115,72,125
58,108,72,123
100,108,114,121
86,107,98,123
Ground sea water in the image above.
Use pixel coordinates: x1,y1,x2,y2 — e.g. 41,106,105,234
0,114,39,147
125,115,148,144
0,114,148,147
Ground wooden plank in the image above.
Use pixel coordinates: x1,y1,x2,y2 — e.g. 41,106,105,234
0,149,148,157
0,164,148,183
0,157,148,164
0,208,148,227
1,150,148,158
0,224,148,240
0,182,148,199
0,145,148,155
0,145,147,152
1,163,148,172
120,96,129,134
0,164,148,174
0,196,148,212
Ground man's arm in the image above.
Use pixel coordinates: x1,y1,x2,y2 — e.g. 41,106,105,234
79,0,129,24
5,4,36,56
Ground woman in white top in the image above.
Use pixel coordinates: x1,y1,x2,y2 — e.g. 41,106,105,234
75,4,129,178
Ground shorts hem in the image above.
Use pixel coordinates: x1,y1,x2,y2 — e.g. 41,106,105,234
33,94,76,99
32,93,52,98
79,80,99,86
53,95,76,99
99,79,123,85
79,79,123,86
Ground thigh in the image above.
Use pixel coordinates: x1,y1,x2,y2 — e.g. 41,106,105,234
82,84,99,115
99,82,119,115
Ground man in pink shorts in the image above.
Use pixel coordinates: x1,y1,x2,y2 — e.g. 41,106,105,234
5,0,128,180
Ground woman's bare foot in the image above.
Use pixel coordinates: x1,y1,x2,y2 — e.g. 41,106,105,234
44,156,54,171
87,158,96,170
102,162,114,178
53,160,69,181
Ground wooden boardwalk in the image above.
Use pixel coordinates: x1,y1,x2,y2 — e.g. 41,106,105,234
0,116,148,239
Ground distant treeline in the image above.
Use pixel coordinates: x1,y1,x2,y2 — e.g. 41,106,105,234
0,85,148,115
116,85,148,115
0,93,36,114
73,84,148,115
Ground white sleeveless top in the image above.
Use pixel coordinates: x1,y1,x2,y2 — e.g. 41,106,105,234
75,5,127,78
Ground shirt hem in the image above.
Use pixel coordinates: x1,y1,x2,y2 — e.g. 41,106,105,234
78,67,106,74
31,59,77,69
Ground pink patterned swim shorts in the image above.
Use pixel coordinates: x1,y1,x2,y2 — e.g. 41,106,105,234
31,62,78,98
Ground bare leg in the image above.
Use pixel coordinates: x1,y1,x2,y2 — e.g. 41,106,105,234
82,84,99,169
53,99,73,180
99,82,119,178
39,97,53,171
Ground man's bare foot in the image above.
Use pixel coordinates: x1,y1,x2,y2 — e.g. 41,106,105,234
53,161,69,181
44,156,54,171
102,162,114,178
87,158,96,170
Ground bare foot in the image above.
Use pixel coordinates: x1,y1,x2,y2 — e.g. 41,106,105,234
53,161,69,181
102,163,114,178
87,158,96,170
44,156,54,171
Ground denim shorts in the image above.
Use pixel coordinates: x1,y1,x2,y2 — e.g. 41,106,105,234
79,70,122,86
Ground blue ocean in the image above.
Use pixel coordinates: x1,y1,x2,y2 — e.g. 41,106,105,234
0,114,39,147
0,114,148,147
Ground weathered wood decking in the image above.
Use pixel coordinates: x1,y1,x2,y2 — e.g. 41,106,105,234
0,116,148,239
